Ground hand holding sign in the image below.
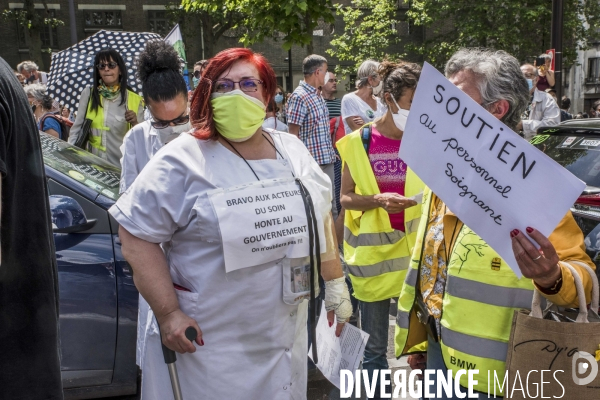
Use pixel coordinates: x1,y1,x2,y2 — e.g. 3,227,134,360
399,63,585,276
511,227,562,288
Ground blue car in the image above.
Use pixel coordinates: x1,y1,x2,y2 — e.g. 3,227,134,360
41,133,139,399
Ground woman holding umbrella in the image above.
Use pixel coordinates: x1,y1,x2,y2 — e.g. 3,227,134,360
68,48,144,167
109,48,352,399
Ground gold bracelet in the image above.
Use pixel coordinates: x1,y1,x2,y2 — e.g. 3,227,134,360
549,275,563,292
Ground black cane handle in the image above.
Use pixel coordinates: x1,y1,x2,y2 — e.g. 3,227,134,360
159,325,199,364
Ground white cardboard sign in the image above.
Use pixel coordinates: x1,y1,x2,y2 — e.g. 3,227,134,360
399,63,585,276
209,178,324,272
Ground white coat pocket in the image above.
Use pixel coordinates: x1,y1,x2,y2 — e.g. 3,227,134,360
147,289,199,338
192,194,222,243
174,289,200,320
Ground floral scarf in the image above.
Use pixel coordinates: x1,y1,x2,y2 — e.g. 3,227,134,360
97,82,121,101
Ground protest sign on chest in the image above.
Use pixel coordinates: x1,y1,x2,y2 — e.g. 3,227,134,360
399,63,585,276
209,177,325,273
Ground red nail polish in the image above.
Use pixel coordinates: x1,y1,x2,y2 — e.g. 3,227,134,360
526,227,533,233
329,321,333,327
511,229,519,237
200,339,204,346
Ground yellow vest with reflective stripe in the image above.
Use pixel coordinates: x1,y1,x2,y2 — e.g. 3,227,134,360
86,90,142,155
395,187,535,395
336,129,425,302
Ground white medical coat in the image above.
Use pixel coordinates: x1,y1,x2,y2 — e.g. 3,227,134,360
119,120,165,194
109,131,332,400
522,88,560,140
119,120,177,368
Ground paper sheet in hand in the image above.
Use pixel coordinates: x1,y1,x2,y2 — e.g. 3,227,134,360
308,302,369,389
399,63,585,276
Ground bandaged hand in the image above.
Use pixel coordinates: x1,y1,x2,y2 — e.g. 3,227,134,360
324,277,353,336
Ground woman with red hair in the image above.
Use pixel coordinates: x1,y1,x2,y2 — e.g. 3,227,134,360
109,48,352,399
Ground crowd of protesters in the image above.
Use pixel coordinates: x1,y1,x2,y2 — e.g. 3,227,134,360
1,41,599,400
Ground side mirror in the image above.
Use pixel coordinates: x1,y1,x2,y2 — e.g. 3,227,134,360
50,195,97,233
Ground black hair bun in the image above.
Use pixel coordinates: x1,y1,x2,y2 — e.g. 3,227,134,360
137,40,181,83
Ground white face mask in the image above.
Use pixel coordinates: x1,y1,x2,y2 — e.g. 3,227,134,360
372,80,383,96
391,96,410,131
155,121,191,145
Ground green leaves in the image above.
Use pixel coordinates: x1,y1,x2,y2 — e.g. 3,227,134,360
327,0,401,78
182,0,334,55
406,0,600,69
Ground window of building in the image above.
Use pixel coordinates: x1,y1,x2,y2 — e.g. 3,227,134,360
84,10,123,32
587,57,600,83
16,9,59,50
148,10,173,37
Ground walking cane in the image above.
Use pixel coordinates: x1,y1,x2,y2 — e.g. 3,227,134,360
159,325,198,400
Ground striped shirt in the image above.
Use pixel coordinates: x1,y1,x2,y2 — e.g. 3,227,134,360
324,98,342,118
286,81,335,165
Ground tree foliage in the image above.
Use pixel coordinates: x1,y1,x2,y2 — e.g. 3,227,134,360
327,0,401,77
407,0,600,69
2,0,64,70
238,0,335,55
172,0,244,59
179,0,335,57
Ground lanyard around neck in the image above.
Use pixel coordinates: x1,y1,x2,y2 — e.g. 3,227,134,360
221,132,286,181
222,129,322,364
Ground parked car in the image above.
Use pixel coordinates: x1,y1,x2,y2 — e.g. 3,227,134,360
534,119,600,279
40,133,138,399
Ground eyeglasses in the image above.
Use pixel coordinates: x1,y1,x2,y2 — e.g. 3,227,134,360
150,114,190,129
213,78,263,93
328,79,338,83
97,62,118,70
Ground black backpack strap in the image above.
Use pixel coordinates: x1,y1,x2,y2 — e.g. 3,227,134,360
361,124,372,153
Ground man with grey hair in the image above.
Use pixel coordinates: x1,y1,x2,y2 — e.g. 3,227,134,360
517,63,560,140
287,54,337,218
397,48,593,399
17,60,48,84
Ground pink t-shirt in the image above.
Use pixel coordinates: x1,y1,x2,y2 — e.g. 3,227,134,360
368,127,407,231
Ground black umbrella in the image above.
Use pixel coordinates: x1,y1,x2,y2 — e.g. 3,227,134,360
47,30,162,112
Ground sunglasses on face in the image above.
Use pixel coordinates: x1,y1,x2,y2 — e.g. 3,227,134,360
213,78,263,93
150,114,190,129
193,70,203,79
97,62,118,70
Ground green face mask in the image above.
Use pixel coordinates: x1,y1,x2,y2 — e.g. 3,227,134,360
211,90,266,142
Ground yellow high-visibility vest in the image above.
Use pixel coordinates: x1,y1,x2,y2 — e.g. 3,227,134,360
336,128,425,302
86,90,142,155
394,187,536,395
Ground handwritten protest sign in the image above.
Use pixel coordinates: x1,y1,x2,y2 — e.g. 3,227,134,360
399,63,585,276
209,178,324,272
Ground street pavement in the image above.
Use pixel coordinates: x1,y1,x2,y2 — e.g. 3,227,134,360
102,300,419,400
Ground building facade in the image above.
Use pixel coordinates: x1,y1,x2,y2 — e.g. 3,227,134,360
565,43,600,115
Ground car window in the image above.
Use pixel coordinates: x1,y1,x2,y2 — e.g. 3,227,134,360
40,133,121,201
531,134,600,188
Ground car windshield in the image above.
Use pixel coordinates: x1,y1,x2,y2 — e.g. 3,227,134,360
531,134,600,188
40,133,121,201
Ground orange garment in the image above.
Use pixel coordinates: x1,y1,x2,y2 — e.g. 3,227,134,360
419,195,595,328
418,197,448,337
